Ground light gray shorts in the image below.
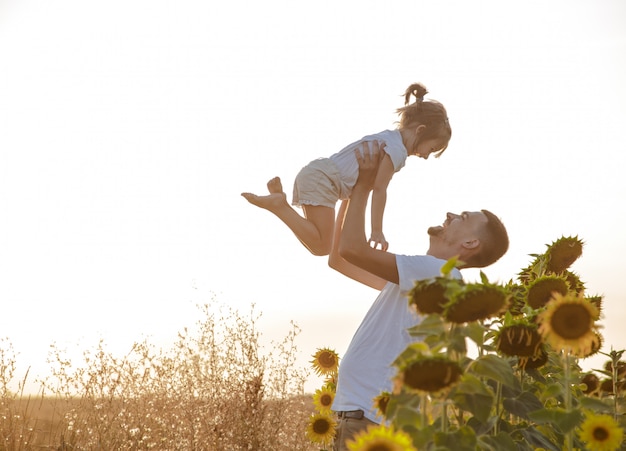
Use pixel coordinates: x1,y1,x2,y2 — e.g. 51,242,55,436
292,158,342,209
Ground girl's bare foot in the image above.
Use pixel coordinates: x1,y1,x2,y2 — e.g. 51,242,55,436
267,177,283,194
241,177,288,211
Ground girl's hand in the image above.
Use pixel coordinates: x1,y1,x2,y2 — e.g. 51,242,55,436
368,231,389,251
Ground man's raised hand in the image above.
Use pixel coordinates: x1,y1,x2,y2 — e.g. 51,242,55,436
354,140,384,190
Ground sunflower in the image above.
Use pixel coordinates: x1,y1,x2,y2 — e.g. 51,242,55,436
525,275,569,309
587,295,604,319
408,277,456,315
347,424,417,451
444,283,509,323
604,360,626,379
537,292,600,357
313,385,335,414
395,356,462,396
324,374,338,391
581,372,600,395
306,412,337,444
600,379,614,395
578,331,603,358
519,346,549,370
563,270,585,294
545,235,584,274
577,411,624,451
517,253,546,285
495,322,542,358
372,392,391,418
311,347,339,377
505,283,526,316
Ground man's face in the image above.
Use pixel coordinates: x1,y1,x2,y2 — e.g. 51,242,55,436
428,211,488,248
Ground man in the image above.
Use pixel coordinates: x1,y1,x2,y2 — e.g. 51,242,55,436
327,142,509,450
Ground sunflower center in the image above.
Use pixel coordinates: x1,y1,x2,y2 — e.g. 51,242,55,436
366,444,393,451
592,426,610,441
312,419,330,434
320,394,332,406
549,303,591,339
319,352,337,368
404,360,461,392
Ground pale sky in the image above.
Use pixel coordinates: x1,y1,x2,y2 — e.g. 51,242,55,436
1,0,625,394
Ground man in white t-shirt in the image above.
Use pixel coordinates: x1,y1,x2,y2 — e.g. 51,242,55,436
327,142,509,450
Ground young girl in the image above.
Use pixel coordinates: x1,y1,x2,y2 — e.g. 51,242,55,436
241,83,451,256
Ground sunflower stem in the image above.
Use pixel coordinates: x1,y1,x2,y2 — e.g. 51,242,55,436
494,381,502,435
563,351,573,451
421,394,428,428
609,349,621,420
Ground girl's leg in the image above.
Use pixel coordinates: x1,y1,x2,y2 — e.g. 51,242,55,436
241,177,335,256
300,203,335,255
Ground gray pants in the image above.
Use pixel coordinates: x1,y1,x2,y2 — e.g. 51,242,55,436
333,415,378,451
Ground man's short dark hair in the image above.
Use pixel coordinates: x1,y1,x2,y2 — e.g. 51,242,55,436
470,209,509,268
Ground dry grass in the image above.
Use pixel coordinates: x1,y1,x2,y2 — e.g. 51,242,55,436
0,304,318,450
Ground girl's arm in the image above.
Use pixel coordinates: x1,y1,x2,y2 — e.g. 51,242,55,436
328,200,387,291
369,153,394,251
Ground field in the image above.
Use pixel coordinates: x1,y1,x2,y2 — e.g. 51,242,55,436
0,304,318,450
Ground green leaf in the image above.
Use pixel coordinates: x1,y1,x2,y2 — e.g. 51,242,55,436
527,407,583,433
468,354,520,390
407,423,436,449
407,314,446,338
579,396,613,413
451,374,494,423
464,321,487,347
517,425,561,451
441,256,460,276
478,432,518,451
448,329,468,354
501,391,544,420
433,426,477,451
394,405,425,430
541,382,563,399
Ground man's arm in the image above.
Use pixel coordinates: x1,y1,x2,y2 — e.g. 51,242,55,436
328,200,388,291
338,143,400,284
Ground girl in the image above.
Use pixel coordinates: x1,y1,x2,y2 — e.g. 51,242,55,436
241,83,451,256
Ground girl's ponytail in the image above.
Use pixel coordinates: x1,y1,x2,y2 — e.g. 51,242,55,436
396,82,451,150
403,83,429,106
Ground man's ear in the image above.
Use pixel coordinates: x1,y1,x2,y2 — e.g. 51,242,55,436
415,124,427,135
462,239,480,250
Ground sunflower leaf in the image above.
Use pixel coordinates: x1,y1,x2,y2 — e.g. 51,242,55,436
527,407,583,433
464,321,487,347
478,432,519,451
407,313,446,338
433,426,477,451
450,374,494,422
501,390,544,420
468,354,521,390
440,256,459,276
579,396,613,413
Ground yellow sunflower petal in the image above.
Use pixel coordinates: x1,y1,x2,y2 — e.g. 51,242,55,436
537,292,600,357
347,424,417,451
311,347,340,376
577,412,624,451
306,412,337,444
313,385,335,414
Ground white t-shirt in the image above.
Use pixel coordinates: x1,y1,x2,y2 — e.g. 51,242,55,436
329,129,408,199
331,254,462,423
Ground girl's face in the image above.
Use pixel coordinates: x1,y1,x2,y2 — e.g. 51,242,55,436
413,138,446,159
